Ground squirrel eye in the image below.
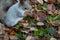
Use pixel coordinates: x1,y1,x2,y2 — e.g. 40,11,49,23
25,8,27,9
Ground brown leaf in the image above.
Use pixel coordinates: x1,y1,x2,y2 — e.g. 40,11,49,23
20,20,28,23
52,10,58,15
4,33,9,40
21,22,29,27
48,0,55,3
10,31,16,35
3,27,11,32
21,28,30,33
58,26,60,34
57,0,60,3
47,4,56,11
26,36,33,40
48,11,53,15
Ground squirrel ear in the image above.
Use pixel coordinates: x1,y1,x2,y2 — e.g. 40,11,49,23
17,0,21,4
17,0,19,2
17,0,20,2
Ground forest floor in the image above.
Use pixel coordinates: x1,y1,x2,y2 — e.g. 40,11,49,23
0,0,60,40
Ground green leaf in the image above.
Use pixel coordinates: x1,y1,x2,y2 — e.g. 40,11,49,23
43,3,47,8
26,16,37,24
15,23,23,28
15,32,26,40
33,28,39,36
45,27,50,34
39,27,44,36
37,4,43,10
53,15,60,20
37,3,47,10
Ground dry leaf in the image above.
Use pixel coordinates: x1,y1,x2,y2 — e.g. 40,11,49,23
21,22,29,27
26,35,33,40
37,0,43,5
49,20,56,26
37,22,44,26
57,0,60,3
10,31,16,35
9,35,18,40
48,11,53,15
20,20,28,23
58,26,60,34
3,27,11,32
50,37,57,40
52,10,58,15
21,28,30,33
44,0,48,2
47,4,55,11
48,0,55,3
4,33,9,40
30,27,35,31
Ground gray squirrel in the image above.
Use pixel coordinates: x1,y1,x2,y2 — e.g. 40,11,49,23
4,0,32,27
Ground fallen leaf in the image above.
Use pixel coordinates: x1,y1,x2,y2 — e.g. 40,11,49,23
58,26,60,34
44,0,48,2
21,28,30,33
26,35,33,40
48,0,55,3
37,22,44,26
4,33,9,40
48,11,53,15
47,4,56,11
37,0,43,5
3,27,11,32
9,35,18,40
50,37,57,40
52,10,58,15
21,23,29,27
10,31,16,35
57,0,60,3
